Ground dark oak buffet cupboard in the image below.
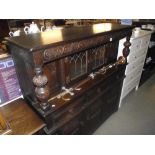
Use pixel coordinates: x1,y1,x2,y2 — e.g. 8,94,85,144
5,23,132,134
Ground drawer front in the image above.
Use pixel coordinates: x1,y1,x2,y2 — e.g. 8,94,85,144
86,100,102,121
141,35,151,49
53,97,85,125
86,86,102,101
124,66,143,84
130,38,142,51
58,117,81,135
130,35,150,53
128,47,147,63
126,54,146,75
122,76,140,99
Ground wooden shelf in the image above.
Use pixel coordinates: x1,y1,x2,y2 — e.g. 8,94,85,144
0,98,45,135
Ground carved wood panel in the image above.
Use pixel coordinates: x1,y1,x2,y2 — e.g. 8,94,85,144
43,30,131,62
43,61,61,97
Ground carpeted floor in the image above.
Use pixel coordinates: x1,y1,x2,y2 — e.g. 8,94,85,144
93,74,155,135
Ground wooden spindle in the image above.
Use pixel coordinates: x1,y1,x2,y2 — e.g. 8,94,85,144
123,36,131,58
33,66,50,111
117,36,131,65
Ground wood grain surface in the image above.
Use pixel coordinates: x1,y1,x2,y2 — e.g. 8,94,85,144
0,98,45,135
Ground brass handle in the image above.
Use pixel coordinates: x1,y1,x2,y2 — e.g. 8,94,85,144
75,87,81,91
62,86,74,96
69,92,74,96
62,96,71,101
100,70,106,74
116,56,126,65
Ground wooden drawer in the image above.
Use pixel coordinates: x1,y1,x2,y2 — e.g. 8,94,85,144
86,71,123,102
130,35,150,53
122,76,140,99
57,116,81,135
53,97,85,125
86,86,101,101
141,35,151,48
130,38,142,51
87,101,102,121
80,95,106,134
126,54,146,75
124,64,143,84
84,99,103,130
99,86,120,121
128,47,147,63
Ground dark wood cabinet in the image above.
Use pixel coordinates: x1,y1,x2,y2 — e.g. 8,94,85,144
5,23,132,134
0,20,10,41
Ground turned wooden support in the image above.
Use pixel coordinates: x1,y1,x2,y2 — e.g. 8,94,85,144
123,36,131,58
117,36,131,65
33,66,50,111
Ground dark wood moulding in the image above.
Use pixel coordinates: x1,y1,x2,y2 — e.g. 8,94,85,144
5,23,133,134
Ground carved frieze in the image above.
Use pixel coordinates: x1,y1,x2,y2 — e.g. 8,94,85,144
43,29,131,62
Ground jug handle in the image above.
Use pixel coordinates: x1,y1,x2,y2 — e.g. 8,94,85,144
24,26,29,34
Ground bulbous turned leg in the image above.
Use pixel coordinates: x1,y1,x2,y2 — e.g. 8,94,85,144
123,36,131,58
33,66,50,111
117,36,131,65
116,56,126,65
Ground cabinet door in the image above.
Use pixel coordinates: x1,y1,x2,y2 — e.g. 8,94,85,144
63,41,119,86
88,41,119,71
64,51,88,85
43,60,61,96
80,99,103,134
57,116,81,135
88,45,106,70
101,79,119,118
104,41,119,65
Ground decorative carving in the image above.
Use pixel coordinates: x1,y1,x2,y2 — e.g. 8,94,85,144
117,35,131,65
33,66,50,111
116,56,126,65
43,30,130,62
123,36,131,58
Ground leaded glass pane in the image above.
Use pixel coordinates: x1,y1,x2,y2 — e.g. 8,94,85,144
69,51,87,80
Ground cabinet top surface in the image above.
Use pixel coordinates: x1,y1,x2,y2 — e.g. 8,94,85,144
0,98,45,135
131,30,152,39
5,23,132,51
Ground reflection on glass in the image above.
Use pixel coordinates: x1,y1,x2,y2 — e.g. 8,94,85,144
69,52,87,80
93,23,112,34
40,29,63,44
90,45,106,69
